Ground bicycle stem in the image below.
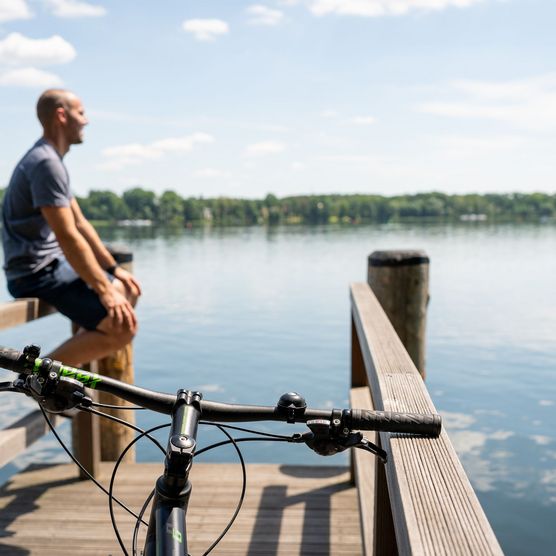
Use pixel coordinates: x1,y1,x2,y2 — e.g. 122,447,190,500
144,390,202,556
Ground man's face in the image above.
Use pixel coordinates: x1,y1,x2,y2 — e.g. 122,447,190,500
63,96,88,144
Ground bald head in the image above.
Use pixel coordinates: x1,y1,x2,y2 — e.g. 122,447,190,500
36,89,88,154
36,89,77,129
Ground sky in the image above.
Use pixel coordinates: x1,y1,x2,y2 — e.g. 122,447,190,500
1,0,556,198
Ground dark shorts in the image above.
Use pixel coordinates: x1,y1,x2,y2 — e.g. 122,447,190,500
7,258,112,331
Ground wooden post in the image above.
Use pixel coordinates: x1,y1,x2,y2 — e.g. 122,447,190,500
351,315,368,389
367,250,429,379
97,245,136,462
71,353,101,479
71,245,136,470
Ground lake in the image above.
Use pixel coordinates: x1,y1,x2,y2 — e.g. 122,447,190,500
1,222,555,555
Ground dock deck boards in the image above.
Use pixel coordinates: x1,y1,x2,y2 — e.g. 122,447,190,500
0,463,362,555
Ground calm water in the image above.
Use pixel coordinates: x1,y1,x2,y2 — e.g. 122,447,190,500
1,223,555,555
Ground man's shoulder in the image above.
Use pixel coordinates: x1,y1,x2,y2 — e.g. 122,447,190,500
22,139,61,165
19,139,65,177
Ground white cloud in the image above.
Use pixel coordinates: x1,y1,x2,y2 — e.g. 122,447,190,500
308,0,485,17
0,33,76,66
245,140,286,156
349,115,376,125
182,19,229,41
247,5,284,26
0,67,63,87
441,411,475,430
541,469,556,485
419,74,556,131
101,133,214,171
44,0,106,18
151,133,214,152
539,400,555,407
192,383,224,393
0,0,32,22
194,168,231,179
102,144,163,161
531,435,552,446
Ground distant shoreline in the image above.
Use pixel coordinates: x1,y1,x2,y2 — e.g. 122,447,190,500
2,188,555,226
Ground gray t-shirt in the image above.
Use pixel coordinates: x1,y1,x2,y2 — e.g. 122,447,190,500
2,138,73,280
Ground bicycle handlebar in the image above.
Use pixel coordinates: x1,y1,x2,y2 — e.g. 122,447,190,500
0,345,442,437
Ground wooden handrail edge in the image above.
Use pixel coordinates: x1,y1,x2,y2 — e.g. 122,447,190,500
349,281,504,555
0,298,57,332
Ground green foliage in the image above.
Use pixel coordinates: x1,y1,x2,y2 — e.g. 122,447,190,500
4,185,553,227
158,190,184,224
122,187,158,220
78,190,129,221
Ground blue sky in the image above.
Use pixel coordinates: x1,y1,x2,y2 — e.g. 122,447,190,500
1,0,555,198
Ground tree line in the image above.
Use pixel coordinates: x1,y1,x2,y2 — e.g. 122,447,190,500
1,187,555,225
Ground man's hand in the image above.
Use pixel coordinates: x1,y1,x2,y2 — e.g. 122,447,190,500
113,267,142,298
99,284,137,332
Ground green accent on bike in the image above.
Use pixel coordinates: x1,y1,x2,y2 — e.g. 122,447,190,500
172,528,183,543
60,366,102,389
33,358,42,374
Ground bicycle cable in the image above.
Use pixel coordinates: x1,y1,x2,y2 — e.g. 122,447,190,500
38,406,151,527
195,435,291,457
132,488,154,556
89,401,146,411
43,405,311,554
105,421,170,556
80,405,166,453
200,424,246,556
199,421,295,440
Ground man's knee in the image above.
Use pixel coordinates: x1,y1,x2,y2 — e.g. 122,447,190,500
105,327,135,351
96,317,136,350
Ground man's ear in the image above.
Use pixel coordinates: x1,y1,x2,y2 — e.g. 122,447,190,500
55,106,67,125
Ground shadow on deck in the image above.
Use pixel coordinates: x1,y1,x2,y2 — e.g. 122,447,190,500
0,463,362,555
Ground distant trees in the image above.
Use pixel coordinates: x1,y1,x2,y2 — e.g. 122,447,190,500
2,186,555,226
122,188,158,220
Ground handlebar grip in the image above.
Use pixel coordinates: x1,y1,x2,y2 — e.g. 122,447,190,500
0,347,26,373
349,409,442,437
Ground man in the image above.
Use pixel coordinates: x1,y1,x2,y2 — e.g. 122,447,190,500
2,89,141,366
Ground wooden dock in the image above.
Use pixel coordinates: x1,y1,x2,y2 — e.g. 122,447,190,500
0,462,362,555
0,250,505,555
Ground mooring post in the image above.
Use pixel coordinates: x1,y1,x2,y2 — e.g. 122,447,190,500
96,245,136,462
72,245,136,475
367,250,430,379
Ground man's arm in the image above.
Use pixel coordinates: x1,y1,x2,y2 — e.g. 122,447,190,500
70,199,141,297
41,205,137,330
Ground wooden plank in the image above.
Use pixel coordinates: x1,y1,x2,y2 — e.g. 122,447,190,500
350,386,377,555
0,463,362,555
0,410,63,468
0,298,56,331
350,282,503,556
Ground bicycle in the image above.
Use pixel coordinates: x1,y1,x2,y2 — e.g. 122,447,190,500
0,344,442,555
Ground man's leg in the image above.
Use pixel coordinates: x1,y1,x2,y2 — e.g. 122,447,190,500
48,279,137,366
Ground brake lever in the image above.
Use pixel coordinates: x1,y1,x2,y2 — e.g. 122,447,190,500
356,437,388,464
298,419,389,463
7,371,92,413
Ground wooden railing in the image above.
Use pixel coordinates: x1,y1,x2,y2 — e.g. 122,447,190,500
350,251,503,555
0,247,134,479
0,298,72,472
